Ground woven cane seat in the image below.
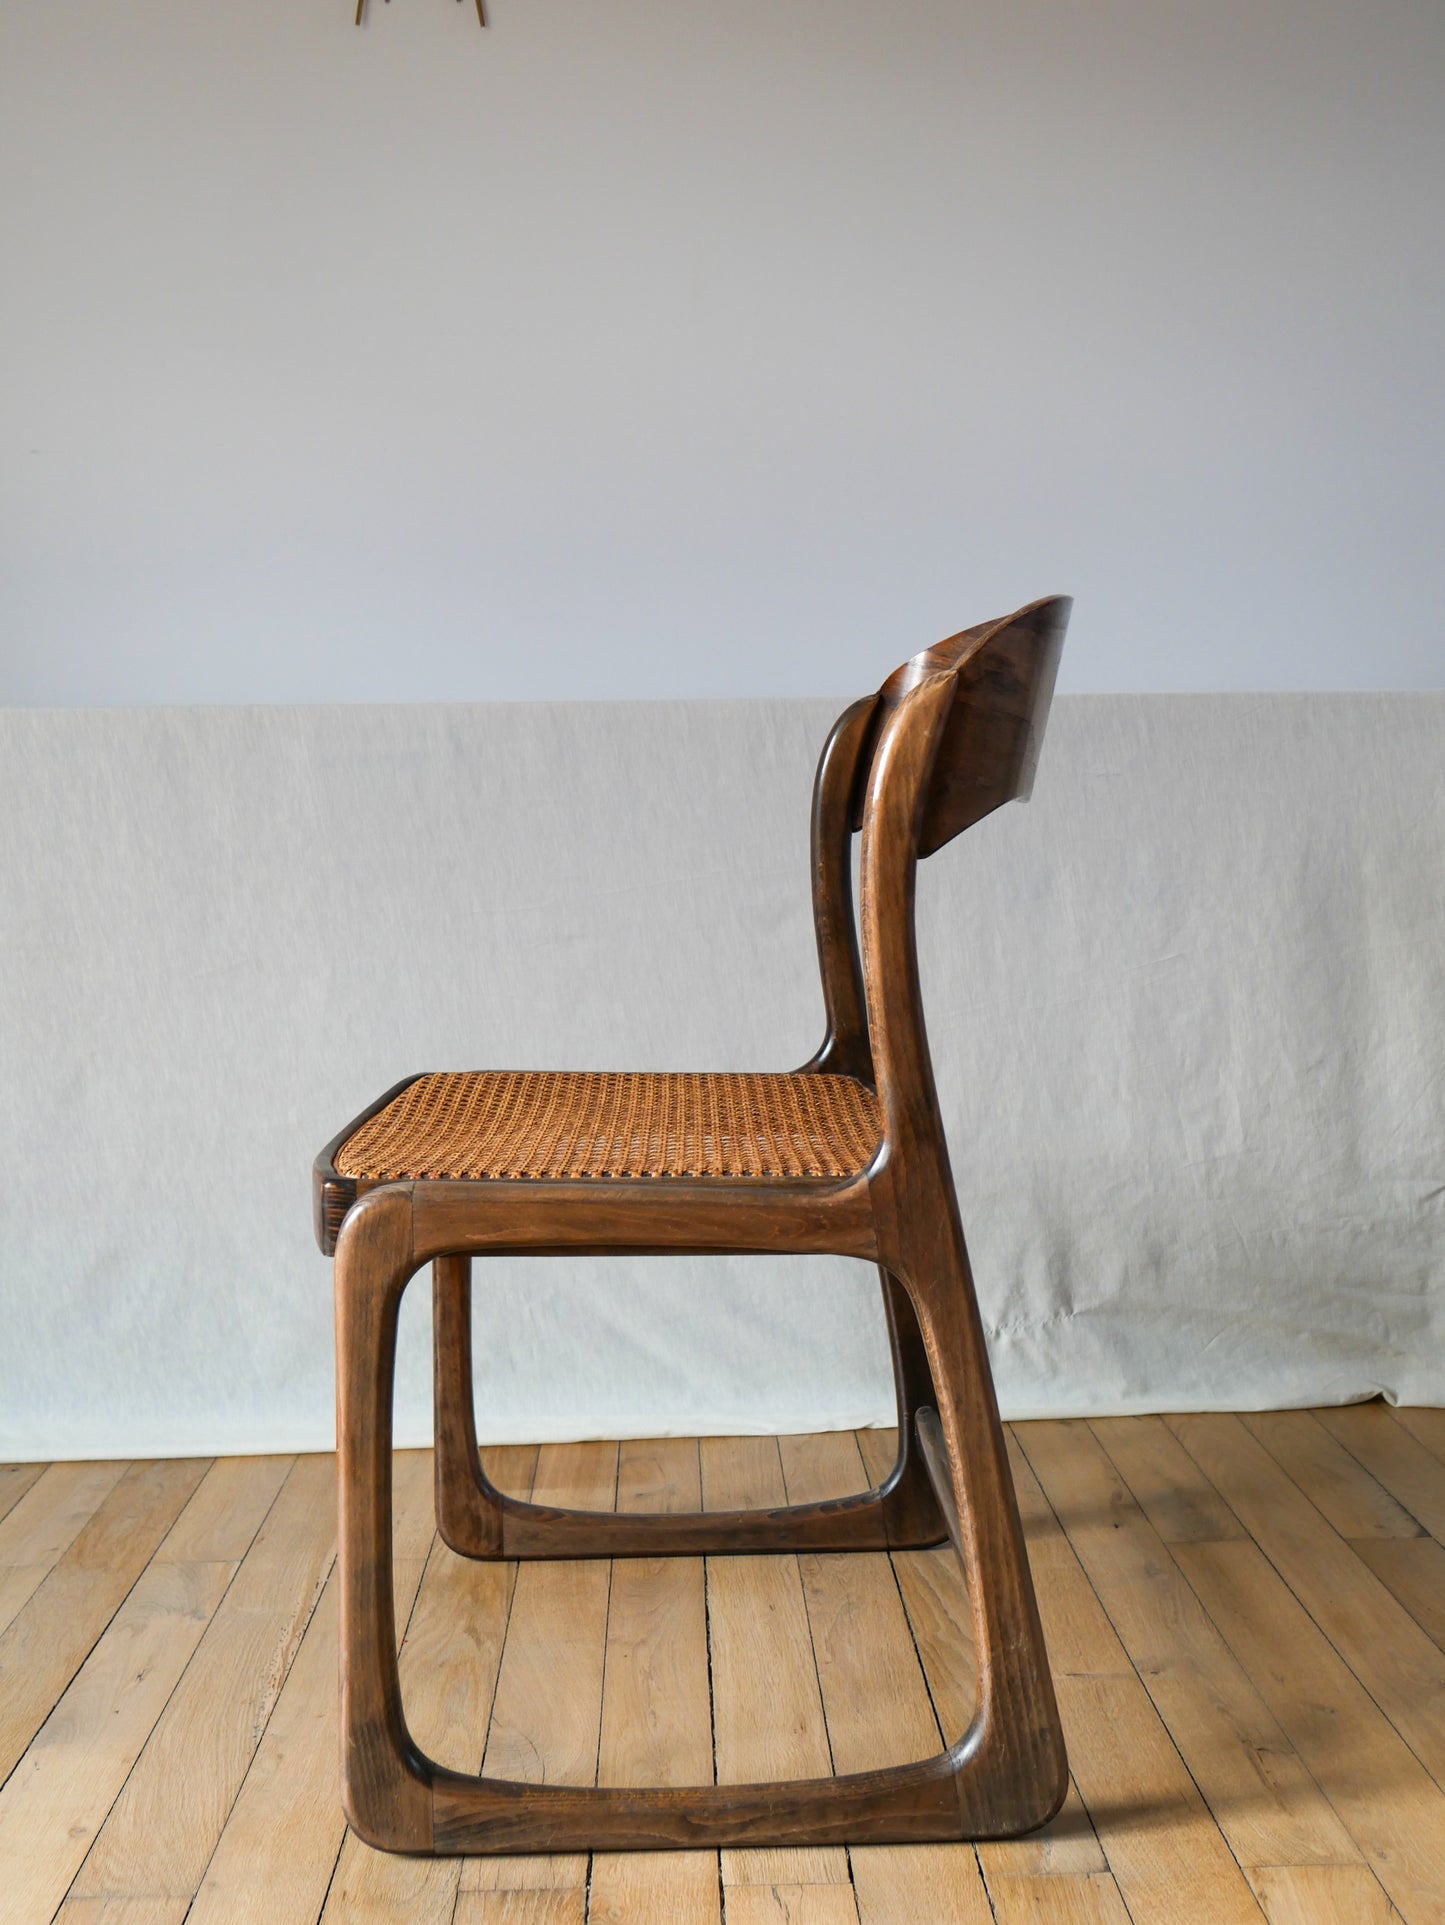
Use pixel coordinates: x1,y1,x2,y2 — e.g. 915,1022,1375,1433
334,1070,883,1183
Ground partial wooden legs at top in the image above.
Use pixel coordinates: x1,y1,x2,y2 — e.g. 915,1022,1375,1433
431,1252,948,1561
334,1186,1066,1854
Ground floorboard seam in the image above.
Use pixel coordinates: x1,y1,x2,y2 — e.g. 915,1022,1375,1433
60,1455,305,1917
1166,1414,1445,1798
1012,1426,1269,1921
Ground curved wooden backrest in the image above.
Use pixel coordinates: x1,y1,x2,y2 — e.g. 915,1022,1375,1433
804,596,1071,1090
852,596,1069,852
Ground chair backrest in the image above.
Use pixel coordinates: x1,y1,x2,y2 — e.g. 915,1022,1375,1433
805,597,1070,1103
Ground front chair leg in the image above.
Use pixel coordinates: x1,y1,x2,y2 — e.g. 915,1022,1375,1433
431,1253,948,1560
336,1189,434,1850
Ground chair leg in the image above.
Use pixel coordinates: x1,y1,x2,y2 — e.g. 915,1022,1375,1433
431,1253,948,1560
878,1263,951,1543
432,1252,502,1557
339,1187,1063,1851
335,1190,434,1850
886,1222,1069,1836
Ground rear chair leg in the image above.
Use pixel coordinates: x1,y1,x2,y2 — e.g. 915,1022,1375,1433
877,1264,949,1544
890,1229,1068,1835
433,1253,503,1556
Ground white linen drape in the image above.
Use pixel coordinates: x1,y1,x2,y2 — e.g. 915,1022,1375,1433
2,692,1440,1459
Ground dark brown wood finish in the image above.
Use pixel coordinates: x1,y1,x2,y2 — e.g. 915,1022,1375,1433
431,1253,947,1561
800,693,877,1083
323,595,1073,1853
915,1403,965,1563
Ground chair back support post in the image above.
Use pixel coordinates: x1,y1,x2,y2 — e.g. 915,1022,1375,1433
851,598,1073,1827
857,669,960,1162
801,694,878,1082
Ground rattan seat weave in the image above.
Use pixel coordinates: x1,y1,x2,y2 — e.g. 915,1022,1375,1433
335,1070,883,1183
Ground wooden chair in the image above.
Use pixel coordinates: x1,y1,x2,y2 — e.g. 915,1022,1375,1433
314,594,1072,1854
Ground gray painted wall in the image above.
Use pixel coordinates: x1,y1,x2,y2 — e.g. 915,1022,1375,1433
3,0,1442,703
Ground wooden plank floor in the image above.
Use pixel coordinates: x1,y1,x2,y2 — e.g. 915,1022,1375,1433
2,1408,1443,1923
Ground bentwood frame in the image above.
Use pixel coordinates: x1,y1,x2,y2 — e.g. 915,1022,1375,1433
315,596,1072,1853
